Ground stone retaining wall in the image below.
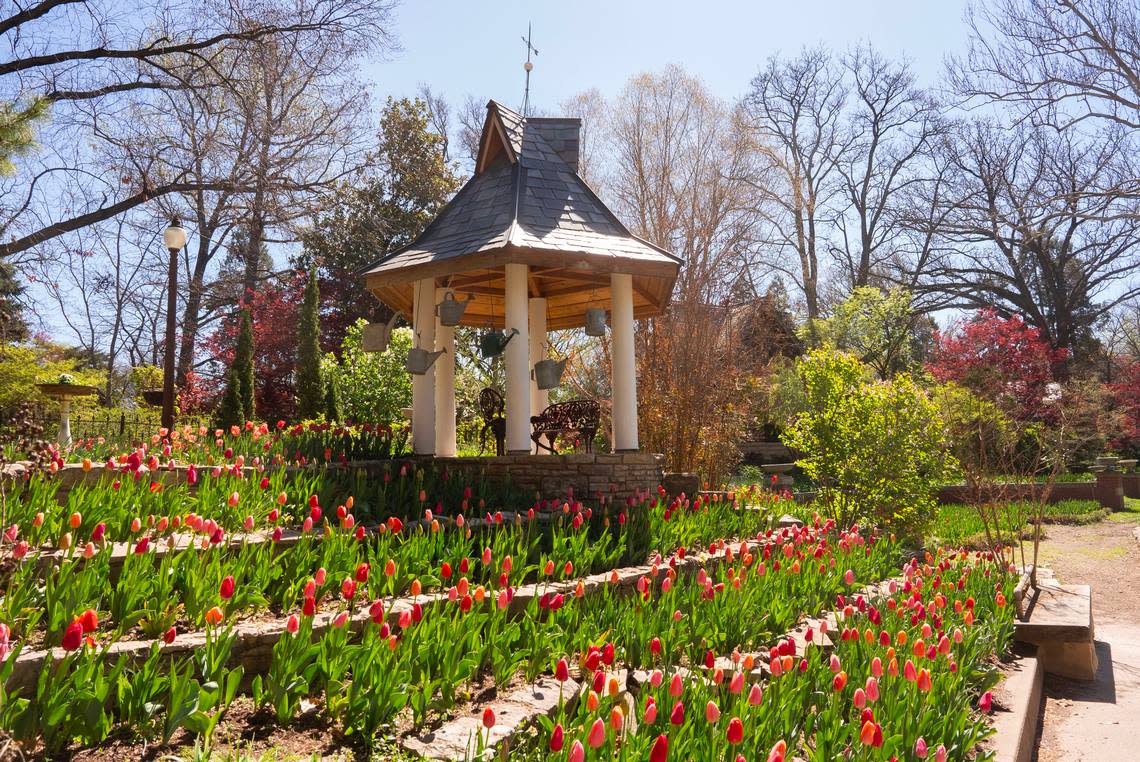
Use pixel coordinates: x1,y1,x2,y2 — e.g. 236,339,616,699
413,453,665,500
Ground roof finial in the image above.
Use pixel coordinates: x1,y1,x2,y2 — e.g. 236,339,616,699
521,22,538,117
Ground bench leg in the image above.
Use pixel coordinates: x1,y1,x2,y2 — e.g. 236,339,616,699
1038,639,1099,681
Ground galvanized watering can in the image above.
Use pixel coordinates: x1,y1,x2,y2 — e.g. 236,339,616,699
405,346,446,375
585,307,607,336
361,311,404,353
533,358,568,390
435,292,472,327
480,328,518,359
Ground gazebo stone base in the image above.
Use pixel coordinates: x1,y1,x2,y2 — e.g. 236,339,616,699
415,453,665,501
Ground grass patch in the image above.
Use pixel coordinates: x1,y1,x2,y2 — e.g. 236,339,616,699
926,500,1106,548
1109,498,1140,524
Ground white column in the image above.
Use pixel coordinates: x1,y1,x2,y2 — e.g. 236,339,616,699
611,272,639,451
528,297,548,453
434,287,456,457
411,278,436,455
58,397,72,446
504,263,531,453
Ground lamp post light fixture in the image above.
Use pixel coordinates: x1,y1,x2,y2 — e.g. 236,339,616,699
161,217,187,432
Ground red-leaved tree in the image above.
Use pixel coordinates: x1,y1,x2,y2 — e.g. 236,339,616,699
201,275,306,421
927,309,1068,422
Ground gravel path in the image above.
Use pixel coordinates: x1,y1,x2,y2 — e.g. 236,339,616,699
1033,515,1140,762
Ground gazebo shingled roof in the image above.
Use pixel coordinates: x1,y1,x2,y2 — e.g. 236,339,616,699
363,100,682,330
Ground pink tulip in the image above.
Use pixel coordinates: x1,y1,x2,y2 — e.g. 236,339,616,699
748,683,763,705
935,744,947,762
219,575,235,600
669,672,684,697
705,700,720,723
568,740,585,762
644,698,658,723
587,718,606,748
980,690,993,714
915,737,929,758
729,671,744,694
341,578,356,600
286,614,300,634
332,611,348,628
844,569,855,585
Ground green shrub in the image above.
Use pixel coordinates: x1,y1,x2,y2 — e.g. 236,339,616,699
781,349,954,537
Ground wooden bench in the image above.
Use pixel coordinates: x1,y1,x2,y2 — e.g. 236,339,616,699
530,399,600,454
1014,580,1097,681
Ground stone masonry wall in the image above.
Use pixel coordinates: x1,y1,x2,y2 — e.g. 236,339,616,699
415,453,666,500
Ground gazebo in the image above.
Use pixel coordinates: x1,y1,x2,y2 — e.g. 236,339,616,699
363,100,682,457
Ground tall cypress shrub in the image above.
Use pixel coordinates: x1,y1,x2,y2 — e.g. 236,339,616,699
295,269,323,419
215,308,255,427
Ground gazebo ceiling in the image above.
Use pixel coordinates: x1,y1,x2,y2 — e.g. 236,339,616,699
362,100,682,330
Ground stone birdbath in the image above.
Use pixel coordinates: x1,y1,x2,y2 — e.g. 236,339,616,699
35,380,98,446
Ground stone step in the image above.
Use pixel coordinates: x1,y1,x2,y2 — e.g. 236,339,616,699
402,675,578,761
1014,583,1097,681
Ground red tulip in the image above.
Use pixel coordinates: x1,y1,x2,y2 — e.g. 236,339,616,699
979,690,993,713
649,734,668,762
303,596,316,616
163,626,176,644
482,707,495,729
78,608,99,633
727,716,744,744
355,563,370,583
549,723,564,751
286,614,300,634
587,718,606,748
669,700,684,725
342,578,357,600
61,620,84,651
555,658,569,682
219,576,235,600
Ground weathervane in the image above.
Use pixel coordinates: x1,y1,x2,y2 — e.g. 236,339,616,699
521,22,538,116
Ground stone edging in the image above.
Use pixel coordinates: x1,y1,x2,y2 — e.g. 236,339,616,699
989,649,1044,762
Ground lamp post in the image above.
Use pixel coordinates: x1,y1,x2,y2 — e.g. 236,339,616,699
161,217,187,432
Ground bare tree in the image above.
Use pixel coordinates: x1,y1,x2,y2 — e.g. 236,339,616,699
918,119,1140,367
559,87,609,191
0,0,396,260
833,45,943,289
951,0,1140,132
744,47,848,320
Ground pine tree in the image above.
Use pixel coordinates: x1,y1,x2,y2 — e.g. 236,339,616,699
0,251,28,342
214,370,244,429
295,269,323,419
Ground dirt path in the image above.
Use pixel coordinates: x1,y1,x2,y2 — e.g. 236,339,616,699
1032,516,1140,762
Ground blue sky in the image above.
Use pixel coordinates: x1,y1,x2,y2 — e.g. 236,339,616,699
363,0,971,110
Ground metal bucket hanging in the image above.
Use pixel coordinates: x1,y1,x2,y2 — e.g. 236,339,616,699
533,358,568,390
362,311,404,352
585,308,607,336
480,328,518,359
405,347,446,375
435,292,472,327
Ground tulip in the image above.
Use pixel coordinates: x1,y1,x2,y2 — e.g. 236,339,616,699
853,687,866,708
727,716,744,744
609,705,624,732
980,690,993,713
332,611,349,628
860,719,877,746
163,626,176,644
568,740,585,762
588,716,606,748
767,740,787,762
669,672,684,697
705,700,720,723
342,578,356,600
844,568,855,585
549,723,564,752
833,670,848,692
748,683,763,706
61,620,84,651
669,700,684,725
78,608,98,633
917,668,933,692
649,734,668,762
482,707,495,729
555,658,569,682
385,559,397,577
286,614,300,634
219,576,235,600
729,670,744,694
915,737,929,758
204,606,224,626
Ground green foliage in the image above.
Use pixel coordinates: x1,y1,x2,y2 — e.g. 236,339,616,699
322,320,412,424
0,251,28,342
0,341,103,414
295,270,323,420
323,373,342,423
934,383,1018,487
802,287,927,379
781,349,955,536
0,98,48,176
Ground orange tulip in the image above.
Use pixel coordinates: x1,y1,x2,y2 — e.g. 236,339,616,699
204,606,224,626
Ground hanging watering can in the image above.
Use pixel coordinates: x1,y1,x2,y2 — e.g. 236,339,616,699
533,358,568,390
362,311,404,352
480,327,518,359
436,292,472,327
405,346,446,375
585,307,607,336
